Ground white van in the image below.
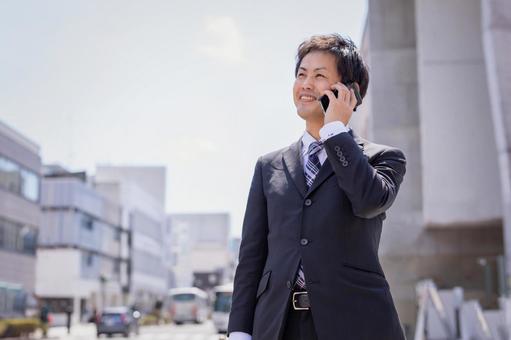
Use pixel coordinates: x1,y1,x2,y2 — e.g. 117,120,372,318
211,283,233,333
167,287,209,324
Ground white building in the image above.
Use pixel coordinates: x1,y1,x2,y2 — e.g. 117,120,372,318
0,120,41,318
94,166,167,312
167,213,231,290
36,167,128,324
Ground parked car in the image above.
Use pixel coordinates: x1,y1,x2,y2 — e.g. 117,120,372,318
96,306,140,337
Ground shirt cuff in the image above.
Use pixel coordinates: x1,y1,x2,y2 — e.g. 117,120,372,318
229,332,252,340
319,121,349,141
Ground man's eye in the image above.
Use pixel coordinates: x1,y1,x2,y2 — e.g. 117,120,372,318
316,74,325,78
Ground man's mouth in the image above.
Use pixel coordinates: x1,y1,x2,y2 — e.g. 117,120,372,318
299,95,318,102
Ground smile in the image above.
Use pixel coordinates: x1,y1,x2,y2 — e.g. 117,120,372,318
299,95,317,102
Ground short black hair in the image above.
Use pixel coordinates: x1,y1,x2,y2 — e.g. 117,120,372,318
295,33,369,100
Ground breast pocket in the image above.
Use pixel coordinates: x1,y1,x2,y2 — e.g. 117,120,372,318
256,270,271,300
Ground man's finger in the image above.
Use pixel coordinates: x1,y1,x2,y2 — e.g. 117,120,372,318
331,83,350,102
322,89,336,102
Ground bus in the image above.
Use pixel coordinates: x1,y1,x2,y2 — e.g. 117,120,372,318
211,283,233,333
167,287,209,325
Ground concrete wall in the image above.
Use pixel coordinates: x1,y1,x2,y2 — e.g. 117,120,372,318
416,0,501,225
0,250,36,292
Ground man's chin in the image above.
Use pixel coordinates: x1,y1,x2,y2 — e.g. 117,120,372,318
296,109,323,121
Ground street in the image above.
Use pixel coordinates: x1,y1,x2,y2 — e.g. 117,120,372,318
43,321,226,340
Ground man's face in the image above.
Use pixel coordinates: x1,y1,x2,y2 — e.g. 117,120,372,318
293,51,341,121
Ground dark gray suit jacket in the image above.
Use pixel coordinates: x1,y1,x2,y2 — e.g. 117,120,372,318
228,129,406,340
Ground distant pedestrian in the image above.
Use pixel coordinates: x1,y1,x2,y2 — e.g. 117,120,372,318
65,305,72,334
39,303,49,338
88,307,99,324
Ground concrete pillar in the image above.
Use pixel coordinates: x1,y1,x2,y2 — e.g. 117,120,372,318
366,0,423,336
481,0,511,278
365,0,506,337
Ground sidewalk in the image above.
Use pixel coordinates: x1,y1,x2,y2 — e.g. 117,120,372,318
31,323,96,339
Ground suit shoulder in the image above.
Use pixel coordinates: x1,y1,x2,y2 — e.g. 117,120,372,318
258,144,292,167
363,139,406,161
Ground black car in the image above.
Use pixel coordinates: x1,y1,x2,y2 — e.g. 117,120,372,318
96,306,140,337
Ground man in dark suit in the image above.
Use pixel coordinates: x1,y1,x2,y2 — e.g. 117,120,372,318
227,34,406,340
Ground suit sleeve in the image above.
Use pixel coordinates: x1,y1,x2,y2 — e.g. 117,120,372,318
227,157,269,336
324,132,406,219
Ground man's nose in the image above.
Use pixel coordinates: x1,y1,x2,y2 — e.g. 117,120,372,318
302,76,314,89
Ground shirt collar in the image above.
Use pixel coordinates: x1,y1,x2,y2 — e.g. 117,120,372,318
301,130,321,156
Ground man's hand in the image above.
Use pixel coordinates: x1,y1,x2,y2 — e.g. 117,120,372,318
323,82,359,126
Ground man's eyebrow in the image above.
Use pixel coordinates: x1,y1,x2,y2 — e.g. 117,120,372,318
298,66,328,72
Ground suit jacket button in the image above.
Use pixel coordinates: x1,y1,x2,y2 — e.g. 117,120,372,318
286,281,292,289
304,199,312,207
300,238,309,246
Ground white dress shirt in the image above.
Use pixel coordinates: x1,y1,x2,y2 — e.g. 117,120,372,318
228,121,349,340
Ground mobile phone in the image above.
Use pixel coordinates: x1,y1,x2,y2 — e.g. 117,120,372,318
319,82,362,113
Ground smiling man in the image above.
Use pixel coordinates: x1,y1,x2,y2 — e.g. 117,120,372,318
227,34,407,340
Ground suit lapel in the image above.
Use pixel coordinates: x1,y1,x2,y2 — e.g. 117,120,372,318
282,139,307,198
306,159,333,196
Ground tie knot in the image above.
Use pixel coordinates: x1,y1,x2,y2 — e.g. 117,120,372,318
308,141,323,156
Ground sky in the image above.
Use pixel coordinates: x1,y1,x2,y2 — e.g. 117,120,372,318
0,0,367,237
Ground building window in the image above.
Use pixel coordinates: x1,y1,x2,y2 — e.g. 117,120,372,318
0,218,37,256
86,253,94,267
81,215,94,231
0,156,39,202
0,283,26,317
0,224,4,248
0,157,20,194
114,228,121,241
19,226,37,255
20,169,39,202
114,260,120,274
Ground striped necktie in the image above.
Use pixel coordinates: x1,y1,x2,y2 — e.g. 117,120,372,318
294,140,323,290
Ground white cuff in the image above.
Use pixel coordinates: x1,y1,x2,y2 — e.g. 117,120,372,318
319,121,349,141
229,332,252,340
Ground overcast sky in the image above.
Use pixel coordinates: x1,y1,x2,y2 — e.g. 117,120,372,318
0,0,367,237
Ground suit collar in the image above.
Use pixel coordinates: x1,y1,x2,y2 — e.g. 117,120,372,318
300,130,318,158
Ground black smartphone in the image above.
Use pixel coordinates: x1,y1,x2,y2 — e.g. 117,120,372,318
319,82,362,113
